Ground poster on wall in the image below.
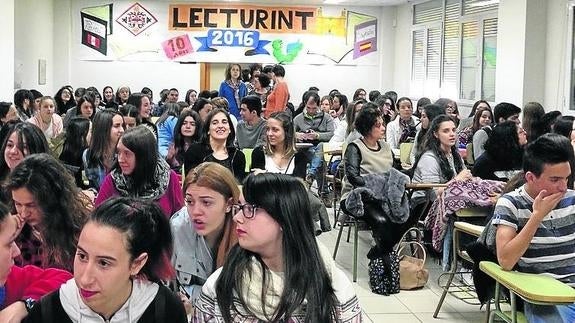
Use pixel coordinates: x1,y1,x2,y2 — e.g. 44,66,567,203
74,1,379,65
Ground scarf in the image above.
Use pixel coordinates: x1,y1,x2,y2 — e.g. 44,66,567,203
398,117,417,144
226,80,241,111
111,158,171,199
239,242,335,321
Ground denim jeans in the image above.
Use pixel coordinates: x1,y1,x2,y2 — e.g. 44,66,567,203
306,143,327,194
524,303,575,323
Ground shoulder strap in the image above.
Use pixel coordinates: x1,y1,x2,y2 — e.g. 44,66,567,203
40,290,57,321
155,285,167,322
284,154,296,174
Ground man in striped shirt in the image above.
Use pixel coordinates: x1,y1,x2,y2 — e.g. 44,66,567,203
493,133,575,323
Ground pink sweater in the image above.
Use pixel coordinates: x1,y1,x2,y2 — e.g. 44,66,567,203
4,265,72,307
95,170,184,218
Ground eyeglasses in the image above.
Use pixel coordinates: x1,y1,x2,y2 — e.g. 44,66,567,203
234,203,258,219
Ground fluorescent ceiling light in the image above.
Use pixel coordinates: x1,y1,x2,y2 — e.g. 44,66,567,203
469,0,499,7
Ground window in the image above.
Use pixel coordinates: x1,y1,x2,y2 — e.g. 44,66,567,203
411,0,498,102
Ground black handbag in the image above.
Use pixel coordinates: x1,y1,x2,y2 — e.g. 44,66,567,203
368,250,400,296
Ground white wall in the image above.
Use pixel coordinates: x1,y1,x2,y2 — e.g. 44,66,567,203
14,0,54,95
0,0,15,101
544,0,570,112
392,3,412,98
522,0,547,106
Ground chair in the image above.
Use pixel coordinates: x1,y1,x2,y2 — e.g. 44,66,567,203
480,261,575,323
399,142,414,165
242,148,254,173
433,214,487,318
332,183,446,282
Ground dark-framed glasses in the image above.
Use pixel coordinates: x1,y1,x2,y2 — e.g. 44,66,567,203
234,203,258,219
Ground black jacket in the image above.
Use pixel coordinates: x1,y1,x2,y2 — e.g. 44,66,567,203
24,284,187,323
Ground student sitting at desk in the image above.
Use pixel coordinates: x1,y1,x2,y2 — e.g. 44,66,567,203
493,133,575,323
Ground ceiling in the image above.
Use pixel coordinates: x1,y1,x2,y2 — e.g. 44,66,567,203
216,0,409,6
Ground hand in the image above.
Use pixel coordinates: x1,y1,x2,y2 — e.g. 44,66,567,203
305,130,318,141
179,292,193,315
296,132,306,142
532,189,563,221
0,301,28,323
166,143,176,161
454,169,472,181
251,168,267,175
329,110,337,118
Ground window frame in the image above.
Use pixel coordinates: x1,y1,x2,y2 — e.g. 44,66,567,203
409,0,498,104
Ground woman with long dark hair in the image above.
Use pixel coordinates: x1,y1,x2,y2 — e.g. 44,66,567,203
156,102,182,158
193,173,362,322
59,117,91,189
410,104,445,164
183,108,246,181
167,109,202,171
83,109,125,190
25,197,187,322
8,153,90,271
412,115,471,201
94,126,184,218
472,121,527,180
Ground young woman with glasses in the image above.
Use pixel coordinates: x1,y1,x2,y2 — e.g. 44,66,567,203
193,173,362,322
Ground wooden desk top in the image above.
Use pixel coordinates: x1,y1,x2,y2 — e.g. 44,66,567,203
480,261,575,304
405,183,448,190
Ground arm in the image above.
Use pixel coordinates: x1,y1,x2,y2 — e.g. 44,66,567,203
386,121,399,150
412,153,442,184
495,191,563,270
233,150,247,182
168,171,184,215
343,143,365,187
250,146,265,171
329,122,347,144
473,129,487,160
293,151,308,179
274,82,289,111
183,144,204,177
316,115,335,142
2,266,71,323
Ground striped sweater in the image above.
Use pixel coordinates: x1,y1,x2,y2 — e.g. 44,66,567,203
492,186,575,286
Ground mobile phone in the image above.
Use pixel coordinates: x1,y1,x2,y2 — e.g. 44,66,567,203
177,281,191,299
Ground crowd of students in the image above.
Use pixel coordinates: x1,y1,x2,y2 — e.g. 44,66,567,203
0,60,572,322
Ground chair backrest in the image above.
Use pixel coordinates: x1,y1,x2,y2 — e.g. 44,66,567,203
466,142,474,165
242,148,254,172
399,142,414,165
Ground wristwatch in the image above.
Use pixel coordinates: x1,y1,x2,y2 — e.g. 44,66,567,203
21,298,36,313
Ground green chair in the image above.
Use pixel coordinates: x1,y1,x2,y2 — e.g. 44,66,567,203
480,261,575,323
242,148,254,173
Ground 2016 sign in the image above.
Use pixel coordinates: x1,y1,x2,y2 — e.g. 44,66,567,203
207,29,259,48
